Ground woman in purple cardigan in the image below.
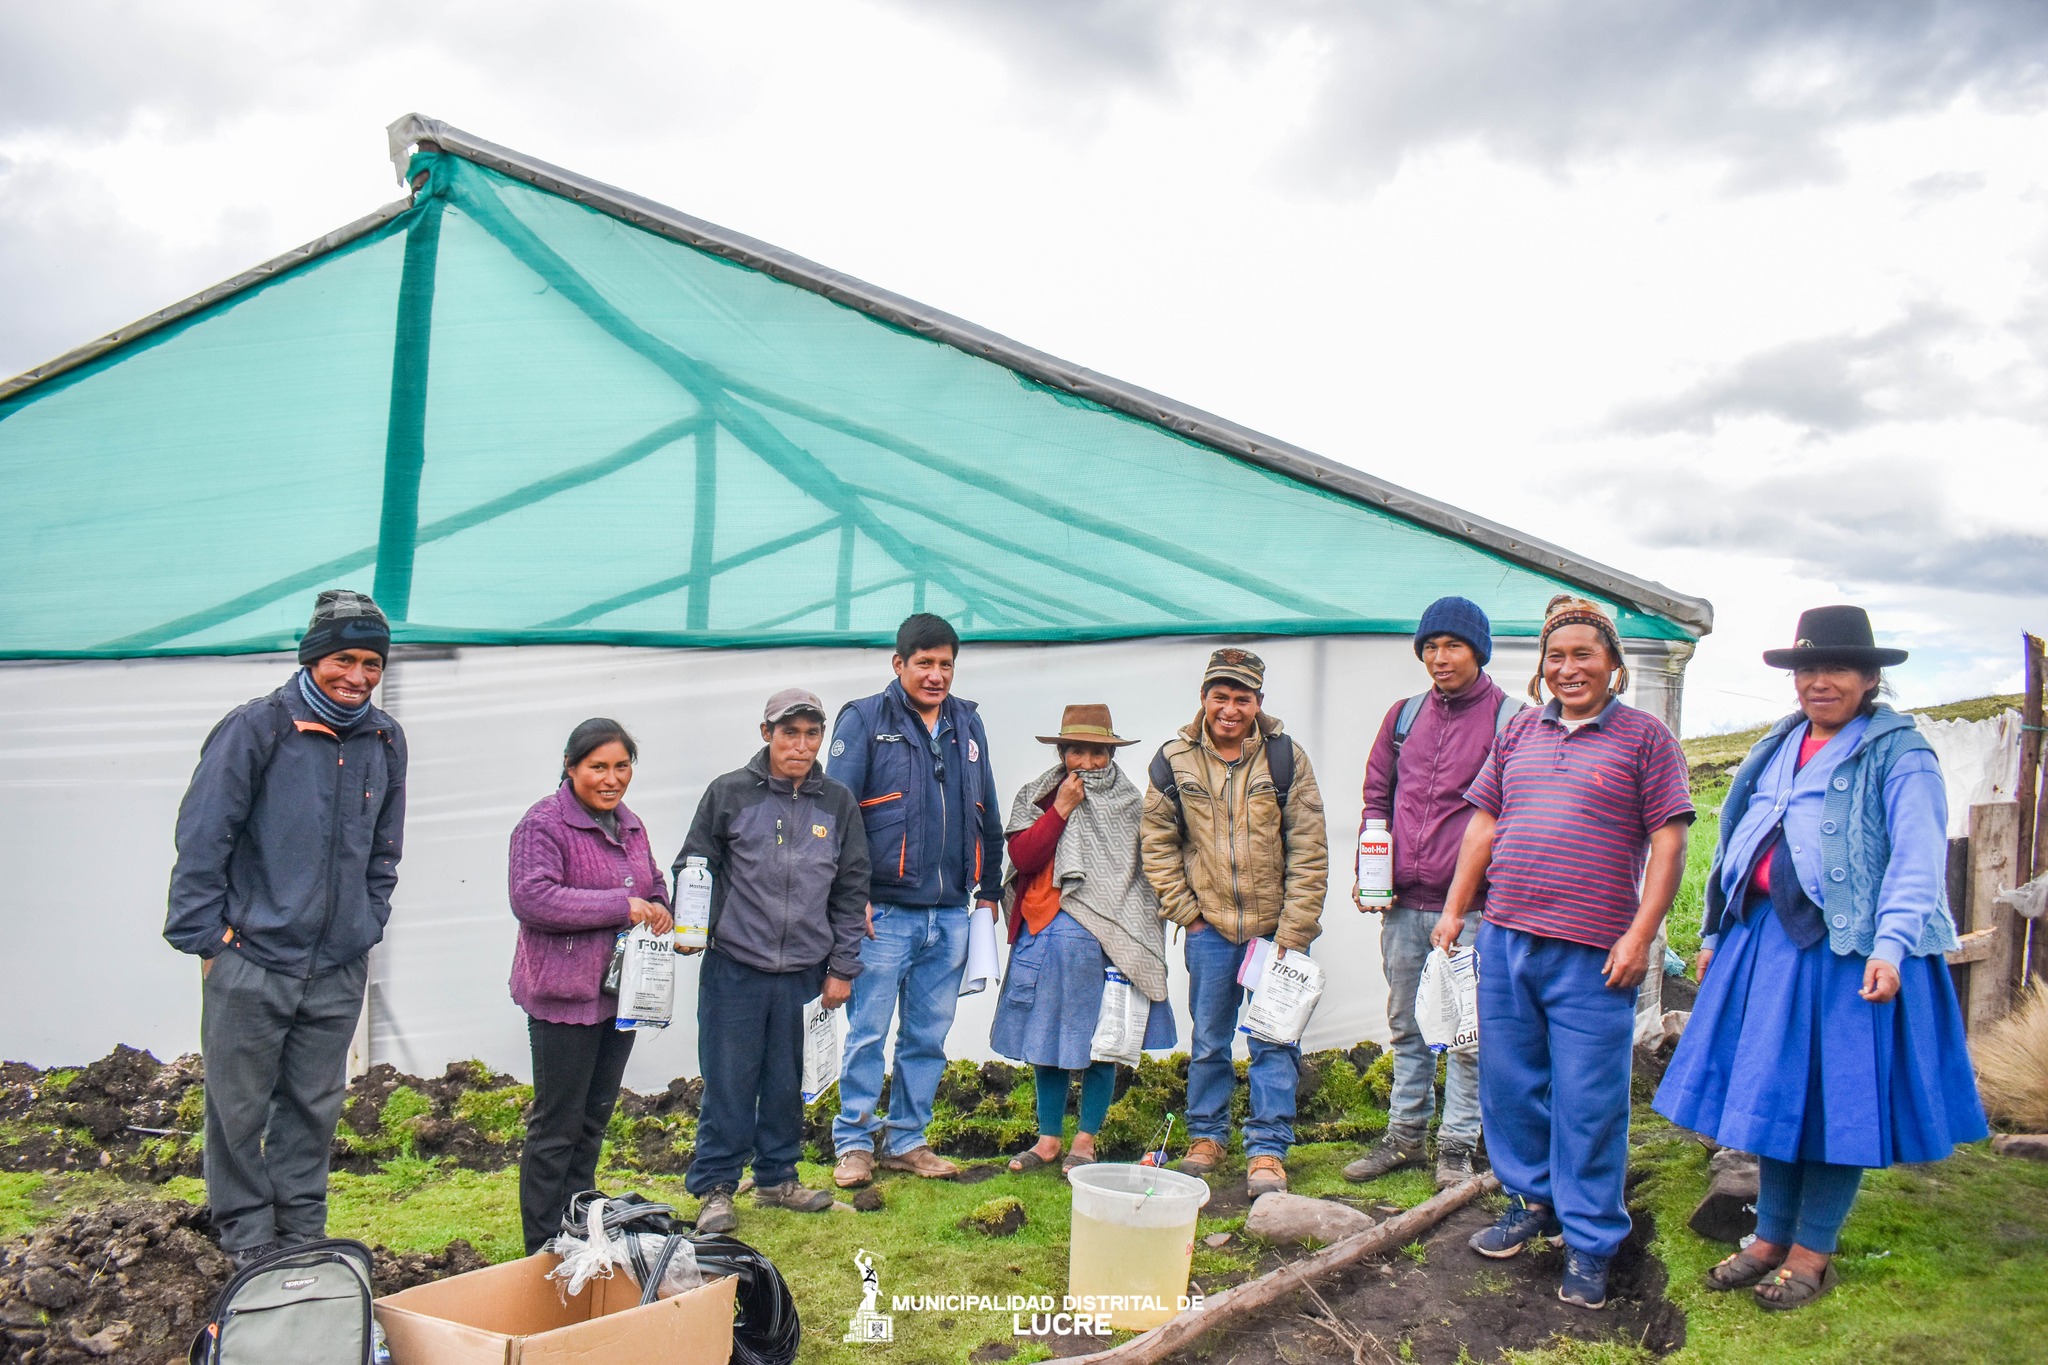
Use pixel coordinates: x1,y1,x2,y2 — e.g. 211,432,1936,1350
509,718,672,1254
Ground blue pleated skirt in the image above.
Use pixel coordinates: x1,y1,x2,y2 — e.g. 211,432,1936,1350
1654,904,1988,1167
989,911,1177,1071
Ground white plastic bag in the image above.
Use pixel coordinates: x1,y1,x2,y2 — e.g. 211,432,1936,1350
801,997,846,1101
1416,946,1479,1055
613,924,675,1030
544,1198,703,1301
1089,967,1148,1066
1239,946,1324,1046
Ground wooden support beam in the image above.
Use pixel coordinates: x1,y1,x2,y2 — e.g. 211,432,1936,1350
1063,1175,1500,1365
2022,633,2045,982
1948,927,1999,966
1968,801,2021,1032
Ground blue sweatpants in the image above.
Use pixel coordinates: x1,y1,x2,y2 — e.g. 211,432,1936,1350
1476,920,1637,1258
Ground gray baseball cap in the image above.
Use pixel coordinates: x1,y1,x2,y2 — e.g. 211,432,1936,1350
764,687,827,724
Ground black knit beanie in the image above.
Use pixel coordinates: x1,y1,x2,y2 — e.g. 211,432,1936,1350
298,589,391,665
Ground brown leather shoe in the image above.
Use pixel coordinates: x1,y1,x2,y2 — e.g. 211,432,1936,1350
833,1147,877,1188
1246,1155,1289,1197
878,1145,961,1178
1175,1138,1227,1177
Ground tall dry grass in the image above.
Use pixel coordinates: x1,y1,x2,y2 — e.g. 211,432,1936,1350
1975,982,2048,1132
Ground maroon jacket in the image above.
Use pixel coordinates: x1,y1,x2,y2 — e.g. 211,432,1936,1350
508,784,669,1026
1359,674,1516,913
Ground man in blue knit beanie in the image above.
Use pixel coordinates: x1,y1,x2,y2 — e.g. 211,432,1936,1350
1345,595,1518,1188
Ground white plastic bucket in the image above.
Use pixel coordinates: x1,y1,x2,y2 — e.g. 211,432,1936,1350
1066,1163,1211,1331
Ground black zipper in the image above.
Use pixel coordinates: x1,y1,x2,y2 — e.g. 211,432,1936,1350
306,732,349,973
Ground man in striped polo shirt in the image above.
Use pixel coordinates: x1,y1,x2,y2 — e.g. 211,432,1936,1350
1432,595,1693,1311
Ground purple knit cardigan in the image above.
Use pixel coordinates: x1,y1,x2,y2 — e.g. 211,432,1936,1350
508,784,670,1026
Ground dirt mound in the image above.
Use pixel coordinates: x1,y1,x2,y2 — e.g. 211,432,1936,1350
0,1198,490,1365
0,1047,205,1181
1194,1201,1684,1365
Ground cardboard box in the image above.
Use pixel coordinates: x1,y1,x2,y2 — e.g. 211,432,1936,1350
373,1253,735,1364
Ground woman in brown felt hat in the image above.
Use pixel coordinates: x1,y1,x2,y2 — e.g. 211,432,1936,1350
989,705,1177,1173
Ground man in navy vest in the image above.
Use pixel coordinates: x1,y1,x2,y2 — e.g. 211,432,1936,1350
825,614,1004,1186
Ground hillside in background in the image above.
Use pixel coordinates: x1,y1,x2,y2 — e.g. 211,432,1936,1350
1683,693,2024,778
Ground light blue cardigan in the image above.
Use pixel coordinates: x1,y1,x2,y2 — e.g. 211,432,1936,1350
1702,704,1958,963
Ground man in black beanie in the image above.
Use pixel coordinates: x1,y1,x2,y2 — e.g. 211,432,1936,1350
165,589,407,1270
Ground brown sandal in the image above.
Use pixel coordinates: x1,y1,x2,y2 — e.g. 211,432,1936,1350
1754,1261,1838,1311
1008,1147,1057,1174
1704,1246,1784,1290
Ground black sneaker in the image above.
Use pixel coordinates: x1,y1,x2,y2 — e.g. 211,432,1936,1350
696,1186,739,1235
1434,1140,1479,1188
1341,1131,1426,1183
1558,1246,1611,1309
1468,1194,1563,1258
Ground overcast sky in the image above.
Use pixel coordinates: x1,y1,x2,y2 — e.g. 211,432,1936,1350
5,0,2044,733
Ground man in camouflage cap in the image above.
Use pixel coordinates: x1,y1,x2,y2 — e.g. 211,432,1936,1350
1141,647,1329,1199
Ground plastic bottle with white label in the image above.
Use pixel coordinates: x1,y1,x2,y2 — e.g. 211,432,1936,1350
1356,818,1396,908
675,856,712,949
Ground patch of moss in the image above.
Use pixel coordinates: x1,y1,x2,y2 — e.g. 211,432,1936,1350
1096,1054,1186,1156
1295,1049,1389,1143
453,1084,533,1146
604,1112,694,1174
381,1085,433,1157
41,1069,80,1093
174,1083,206,1131
961,1195,1027,1236
1361,1050,1395,1107
926,1059,1036,1158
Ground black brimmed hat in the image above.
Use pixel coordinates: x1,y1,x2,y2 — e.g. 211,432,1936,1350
1761,605,1908,669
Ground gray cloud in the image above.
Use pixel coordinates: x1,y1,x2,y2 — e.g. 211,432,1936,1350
1613,462,2048,597
1607,305,1998,436
889,0,2048,189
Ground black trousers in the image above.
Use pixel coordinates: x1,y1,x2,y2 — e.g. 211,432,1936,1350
685,950,826,1196
521,1016,636,1254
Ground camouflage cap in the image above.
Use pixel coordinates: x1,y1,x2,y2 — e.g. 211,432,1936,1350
1201,646,1265,692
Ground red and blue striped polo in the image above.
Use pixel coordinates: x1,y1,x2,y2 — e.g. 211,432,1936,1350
1464,696,1694,950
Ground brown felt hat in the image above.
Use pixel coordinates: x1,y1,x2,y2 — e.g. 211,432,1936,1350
1035,703,1138,748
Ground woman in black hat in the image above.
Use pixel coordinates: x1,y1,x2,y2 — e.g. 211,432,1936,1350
1655,607,1987,1310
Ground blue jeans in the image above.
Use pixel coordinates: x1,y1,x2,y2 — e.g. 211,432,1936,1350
1184,927,1301,1159
1381,907,1481,1144
1476,920,1636,1258
833,903,970,1157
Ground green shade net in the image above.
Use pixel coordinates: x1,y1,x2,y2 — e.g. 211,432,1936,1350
0,151,1690,658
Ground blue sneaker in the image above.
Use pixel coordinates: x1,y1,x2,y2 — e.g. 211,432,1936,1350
1467,1194,1563,1259
1558,1247,1611,1309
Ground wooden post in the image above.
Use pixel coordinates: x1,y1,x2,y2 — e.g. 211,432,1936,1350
2022,633,2045,981
1967,801,2021,1032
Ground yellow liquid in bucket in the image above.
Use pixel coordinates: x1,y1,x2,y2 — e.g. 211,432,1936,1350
1067,1205,1195,1331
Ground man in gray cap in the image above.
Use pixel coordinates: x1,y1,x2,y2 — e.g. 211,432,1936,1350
165,588,407,1269
673,688,871,1234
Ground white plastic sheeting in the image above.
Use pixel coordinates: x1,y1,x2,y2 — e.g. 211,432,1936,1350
1914,711,2025,838
0,636,1686,1088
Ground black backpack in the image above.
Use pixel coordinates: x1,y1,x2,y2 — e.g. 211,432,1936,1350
189,1239,376,1365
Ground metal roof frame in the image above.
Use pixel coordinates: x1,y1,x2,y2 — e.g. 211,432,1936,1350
0,112,1712,635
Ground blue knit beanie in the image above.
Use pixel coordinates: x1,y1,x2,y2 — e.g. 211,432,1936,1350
1414,596,1492,665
